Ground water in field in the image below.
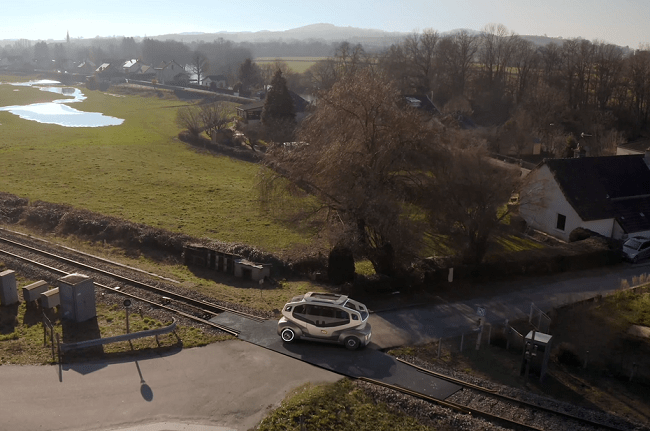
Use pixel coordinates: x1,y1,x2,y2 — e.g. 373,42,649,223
0,80,124,127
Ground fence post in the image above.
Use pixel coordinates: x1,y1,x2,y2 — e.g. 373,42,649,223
55,333,61,364
475,325,483,350
488,324,492,345
460,333,464,352
43,316,47,347
584,350,589,369
437,338,442,358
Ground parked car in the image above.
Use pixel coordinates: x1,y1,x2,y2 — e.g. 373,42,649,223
622,236,650,263
277,292,372,350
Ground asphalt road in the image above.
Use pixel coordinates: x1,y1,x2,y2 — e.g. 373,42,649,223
0,340,340,431
370,260,650,347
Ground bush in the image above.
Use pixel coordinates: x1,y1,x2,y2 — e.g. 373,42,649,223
327,245,355,285
553,342,582,367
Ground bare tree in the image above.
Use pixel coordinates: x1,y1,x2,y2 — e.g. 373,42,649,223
479,23,515,87
627,48,650,126
425,139,521,264
511,38,539,104
200,101,231,141
437,31,479,97
592,41,624,109
304,58,339,92
261,69,442,275
176,105,203,137
403,29,440,93
189,51,210,86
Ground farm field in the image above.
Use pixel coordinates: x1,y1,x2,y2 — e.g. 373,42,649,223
254,57,327,73
0,76,311,254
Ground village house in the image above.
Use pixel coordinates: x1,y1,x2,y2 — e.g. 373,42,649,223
203,75,228,89
518,153,650,242
154,60,187,85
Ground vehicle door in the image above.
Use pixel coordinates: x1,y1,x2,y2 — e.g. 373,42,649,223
640,240,650,261
302,305,350,339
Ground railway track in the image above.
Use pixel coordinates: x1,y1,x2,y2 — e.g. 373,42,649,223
368,358,639,431
0,228,266,336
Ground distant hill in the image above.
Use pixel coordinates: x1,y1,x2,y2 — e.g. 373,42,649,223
153,23,407,47
152,24,578,50
0,24,628,52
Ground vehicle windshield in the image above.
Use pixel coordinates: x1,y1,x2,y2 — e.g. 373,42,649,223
624,239,643,250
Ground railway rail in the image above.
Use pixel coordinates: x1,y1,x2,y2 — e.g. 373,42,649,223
379,358,639,431
0,228,266,336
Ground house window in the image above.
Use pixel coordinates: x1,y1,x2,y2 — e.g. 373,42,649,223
556,214,567,231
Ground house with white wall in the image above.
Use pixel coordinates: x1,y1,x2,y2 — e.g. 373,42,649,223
519,154,650,242
155,60,186,85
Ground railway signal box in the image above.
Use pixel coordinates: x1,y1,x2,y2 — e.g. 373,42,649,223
59,274,97,322
0,269,18,306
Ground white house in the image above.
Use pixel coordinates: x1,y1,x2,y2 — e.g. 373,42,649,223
203,74,227,88
519,154,650,242
155,60,186,85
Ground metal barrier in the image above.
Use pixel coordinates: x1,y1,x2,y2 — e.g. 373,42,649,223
59,318,177,353
529,302,551,333
42,313,56,362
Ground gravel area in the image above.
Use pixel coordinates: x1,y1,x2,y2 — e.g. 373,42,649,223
379,354,649,431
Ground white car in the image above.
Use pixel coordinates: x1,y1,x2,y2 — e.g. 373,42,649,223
622,236,650,263
277,292,372,350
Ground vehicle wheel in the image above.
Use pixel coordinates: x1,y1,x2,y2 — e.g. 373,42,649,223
344,336,360,351
281,328,296,343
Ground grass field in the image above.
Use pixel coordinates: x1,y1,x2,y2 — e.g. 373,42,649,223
256,379,433,431
0,76,311,254
254,57,327,73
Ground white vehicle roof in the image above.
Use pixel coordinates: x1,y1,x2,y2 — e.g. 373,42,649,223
286,292,366,311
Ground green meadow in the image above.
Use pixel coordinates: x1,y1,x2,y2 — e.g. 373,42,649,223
0,77,309,254
254,57,326,73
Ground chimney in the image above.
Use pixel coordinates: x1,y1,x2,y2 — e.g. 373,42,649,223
573,143,586,158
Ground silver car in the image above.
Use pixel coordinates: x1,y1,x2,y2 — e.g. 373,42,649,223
622,236,650,263
277,292,372,350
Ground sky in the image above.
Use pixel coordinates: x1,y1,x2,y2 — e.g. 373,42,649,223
2,0,649,49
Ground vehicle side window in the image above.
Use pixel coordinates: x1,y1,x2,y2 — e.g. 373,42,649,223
292,304,315,325
307,305,351,327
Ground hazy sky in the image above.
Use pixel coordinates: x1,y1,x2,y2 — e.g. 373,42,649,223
2,0,649,48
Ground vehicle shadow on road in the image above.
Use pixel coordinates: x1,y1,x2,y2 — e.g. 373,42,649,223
280,341,396,380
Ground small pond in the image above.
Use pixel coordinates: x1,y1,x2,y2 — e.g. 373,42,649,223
0,80,124,127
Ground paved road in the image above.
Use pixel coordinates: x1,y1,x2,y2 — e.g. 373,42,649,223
0,340,340,431
209,314,461,400
370,261,650,347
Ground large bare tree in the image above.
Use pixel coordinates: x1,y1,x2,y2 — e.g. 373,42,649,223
260,69,442,275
